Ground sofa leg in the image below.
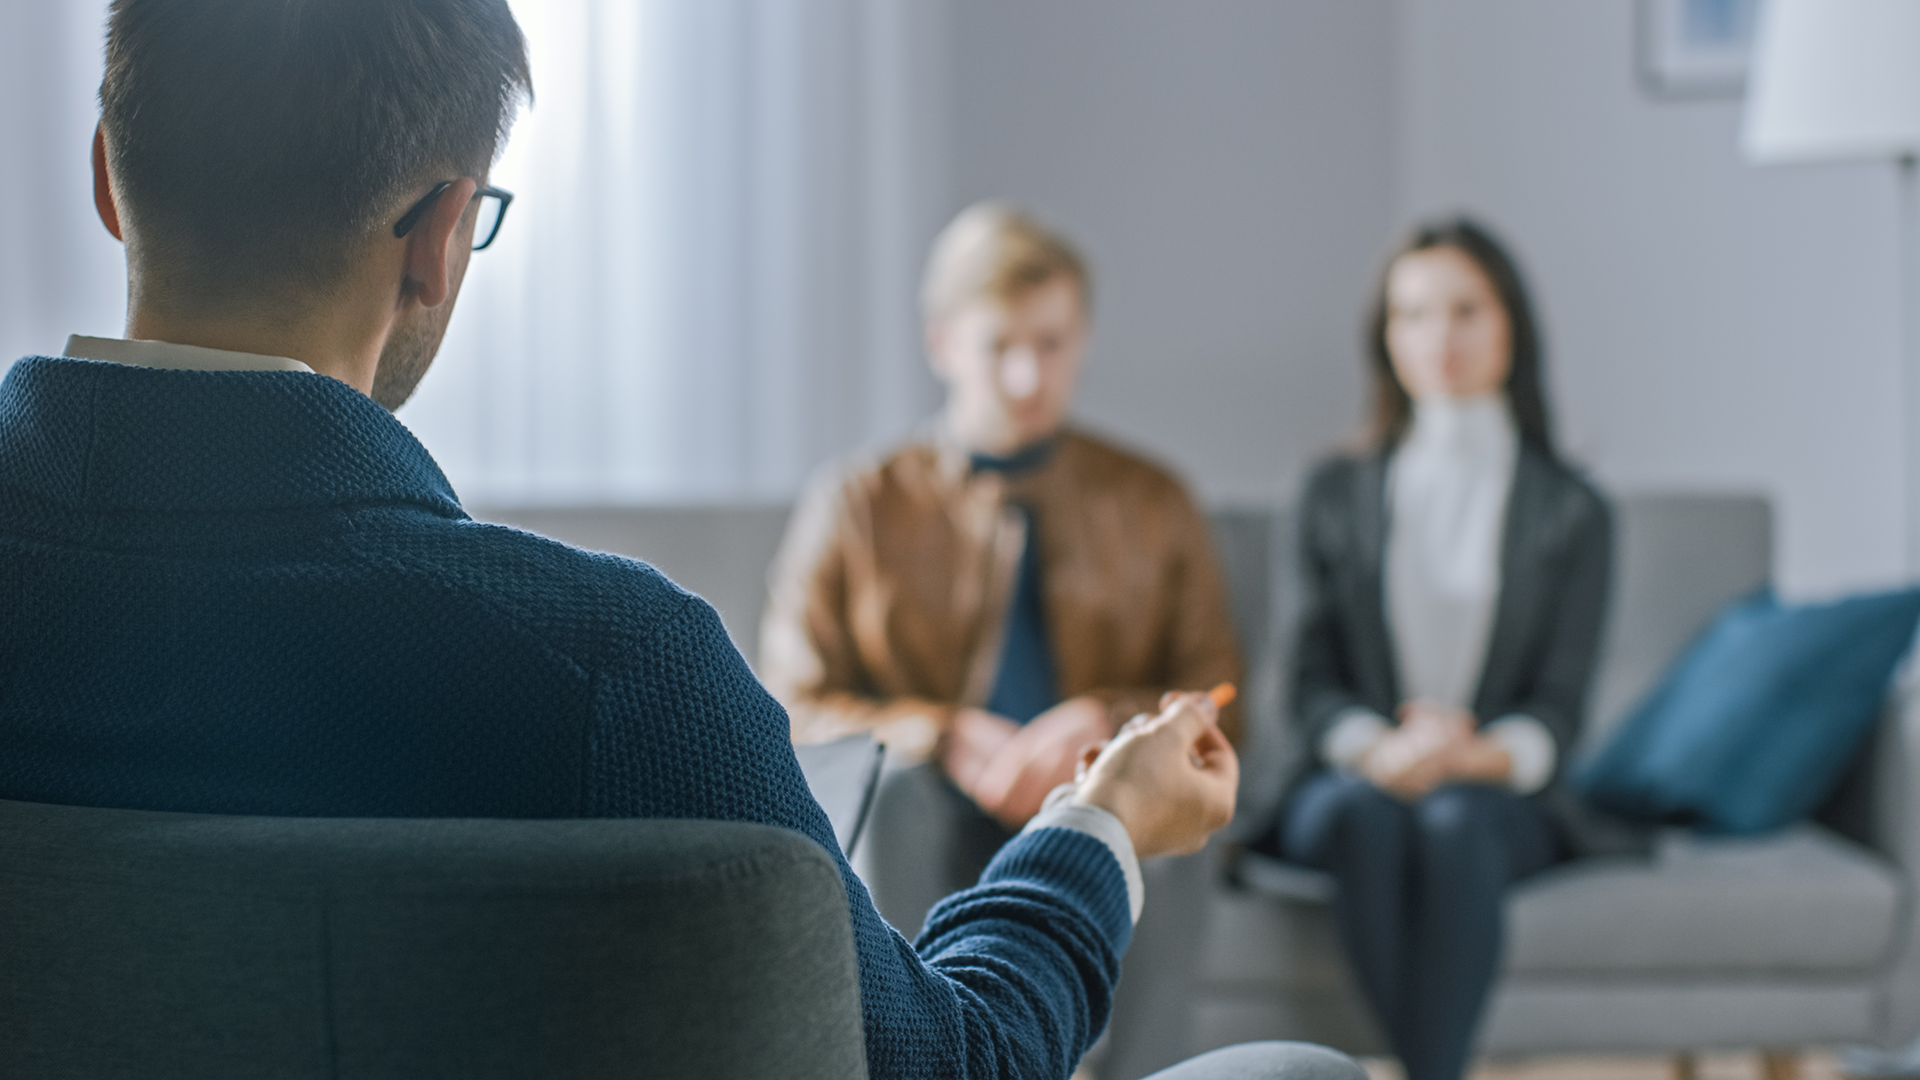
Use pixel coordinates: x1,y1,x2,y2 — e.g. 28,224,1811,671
1761,1050,1801,1080
1674,1052,1697,1080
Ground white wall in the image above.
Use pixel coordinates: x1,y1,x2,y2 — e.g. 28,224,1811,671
1395,0,1904,598
949,0,1907,598
7,2,1905,596
948,0,1398,506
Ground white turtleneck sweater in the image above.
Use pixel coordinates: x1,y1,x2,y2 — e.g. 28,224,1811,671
1319,394,1555,795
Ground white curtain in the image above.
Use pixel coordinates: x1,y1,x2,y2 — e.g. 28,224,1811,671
0,3,125,366
403,0,951,505
0,0,952,507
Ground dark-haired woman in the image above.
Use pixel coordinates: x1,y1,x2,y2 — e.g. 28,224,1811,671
1278,220,1612,1080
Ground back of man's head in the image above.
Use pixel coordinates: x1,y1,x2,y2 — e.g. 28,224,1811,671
100,0,530,313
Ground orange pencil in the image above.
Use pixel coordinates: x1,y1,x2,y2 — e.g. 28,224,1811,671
1208,682,1236,708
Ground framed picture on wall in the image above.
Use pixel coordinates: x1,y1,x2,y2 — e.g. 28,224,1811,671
1638,0,1760,99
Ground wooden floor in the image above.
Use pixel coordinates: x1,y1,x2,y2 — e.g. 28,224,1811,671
1357,1051,1844,1080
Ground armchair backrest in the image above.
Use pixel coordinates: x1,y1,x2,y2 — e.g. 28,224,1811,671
0,800,867,1080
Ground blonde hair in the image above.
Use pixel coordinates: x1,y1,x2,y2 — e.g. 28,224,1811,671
920,202,1091,322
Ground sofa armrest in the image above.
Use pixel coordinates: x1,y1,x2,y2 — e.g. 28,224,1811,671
1872,685,1919,869
1874,680,1920,1044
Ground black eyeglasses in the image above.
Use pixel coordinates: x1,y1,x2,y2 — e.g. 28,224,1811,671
393,181,515,251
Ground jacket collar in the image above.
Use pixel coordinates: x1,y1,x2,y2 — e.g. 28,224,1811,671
1351,449,1399,704
1472,444,1556,712
929,418,1075,489
968,435,1059,476
0,356,464,517
1363,439,1560,714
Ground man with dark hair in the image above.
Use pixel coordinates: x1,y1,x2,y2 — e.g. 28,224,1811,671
91,0,527,409
0,3,1267,1079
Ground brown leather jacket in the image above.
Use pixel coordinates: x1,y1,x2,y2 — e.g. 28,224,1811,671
760,426,1243,761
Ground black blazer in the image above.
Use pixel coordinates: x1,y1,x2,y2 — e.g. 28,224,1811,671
1284,442,1617,849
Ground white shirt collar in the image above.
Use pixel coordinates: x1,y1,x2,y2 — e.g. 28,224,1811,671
1400,392,1513,461
64,334,315,375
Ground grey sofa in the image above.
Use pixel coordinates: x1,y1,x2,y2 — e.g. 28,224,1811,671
474,495,1920,1067
1208,495,1920,1062
0,799,868,1079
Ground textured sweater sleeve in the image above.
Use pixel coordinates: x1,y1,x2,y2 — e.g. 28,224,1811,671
590,590,1133,1080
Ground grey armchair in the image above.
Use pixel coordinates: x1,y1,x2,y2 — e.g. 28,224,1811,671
0,800,867,1079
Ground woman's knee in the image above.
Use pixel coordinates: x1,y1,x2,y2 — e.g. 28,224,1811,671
1413,784,1512,852
1284,773,1408,864
1321,774,1406,833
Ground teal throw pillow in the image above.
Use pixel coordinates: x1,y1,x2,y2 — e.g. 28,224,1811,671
1575,587,1920,835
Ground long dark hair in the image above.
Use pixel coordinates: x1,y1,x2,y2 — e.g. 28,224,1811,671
1365,217,1555,457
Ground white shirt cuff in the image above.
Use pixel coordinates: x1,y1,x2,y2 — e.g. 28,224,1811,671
1025,786,1144,924
1320,707,1392,770
1483,714,1557,795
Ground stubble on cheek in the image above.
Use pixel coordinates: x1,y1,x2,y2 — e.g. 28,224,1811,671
370,302,453,412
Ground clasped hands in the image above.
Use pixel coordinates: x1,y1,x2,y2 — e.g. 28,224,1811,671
941,691,1237,859
1360,701,1513,801
943,696,1110,830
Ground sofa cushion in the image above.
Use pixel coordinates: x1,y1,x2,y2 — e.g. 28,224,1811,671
1576,587,1920,835
1505,824,1900,976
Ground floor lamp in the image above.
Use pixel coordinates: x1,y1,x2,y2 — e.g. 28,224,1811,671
1751,6,1920,1068
1743,0,1920,580
1745,4,1920,1069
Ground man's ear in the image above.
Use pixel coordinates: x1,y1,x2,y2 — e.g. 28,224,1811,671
400,177,477,309
92,125,123,242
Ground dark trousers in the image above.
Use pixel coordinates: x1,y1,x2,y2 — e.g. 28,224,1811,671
1281,772,1559,1080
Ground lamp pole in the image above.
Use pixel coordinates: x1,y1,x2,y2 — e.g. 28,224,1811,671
1905,153,1920,578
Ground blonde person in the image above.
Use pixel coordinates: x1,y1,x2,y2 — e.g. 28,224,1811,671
762,202,1244,1077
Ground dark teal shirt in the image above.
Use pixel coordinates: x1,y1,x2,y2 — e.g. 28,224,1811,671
972,440,1061,724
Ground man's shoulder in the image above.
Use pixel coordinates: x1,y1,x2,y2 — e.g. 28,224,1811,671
1517,445,1612,539
1301,448,1380,503
355,506,704,650
1055,428,1197,507
797,434,953,515
850,435,947,487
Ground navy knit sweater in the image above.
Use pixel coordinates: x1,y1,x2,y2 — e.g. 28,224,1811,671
0,356,1133,1080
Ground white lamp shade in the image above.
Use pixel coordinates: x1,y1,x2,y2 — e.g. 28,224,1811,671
1743,0,1920,164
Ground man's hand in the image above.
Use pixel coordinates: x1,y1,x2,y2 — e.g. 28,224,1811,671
942,707,1021,798
1071,691,1238,858
969,697,1112,830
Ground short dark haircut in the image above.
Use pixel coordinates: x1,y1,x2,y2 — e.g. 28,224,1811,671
100,0,531,305
1365,216,1557,457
